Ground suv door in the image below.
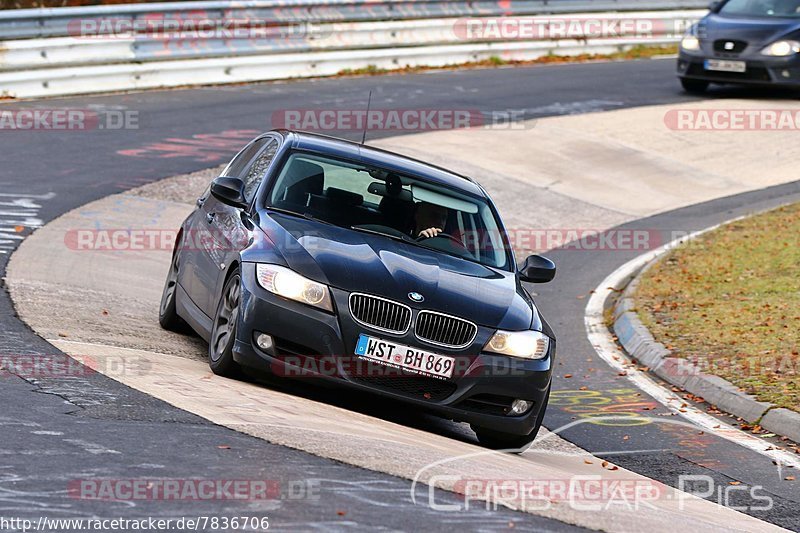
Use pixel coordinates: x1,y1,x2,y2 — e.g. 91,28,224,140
190,134,281,316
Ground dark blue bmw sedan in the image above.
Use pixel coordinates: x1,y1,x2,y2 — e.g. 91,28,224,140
678,0,800,92
159,130,556,451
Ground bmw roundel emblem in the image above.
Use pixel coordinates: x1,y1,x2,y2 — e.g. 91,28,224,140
408,292,424,303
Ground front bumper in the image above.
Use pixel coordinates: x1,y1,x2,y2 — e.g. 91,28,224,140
232,263,553,436
678,49,800,86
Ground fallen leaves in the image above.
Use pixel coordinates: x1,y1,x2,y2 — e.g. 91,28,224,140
600,461,619,471
635,202,800,412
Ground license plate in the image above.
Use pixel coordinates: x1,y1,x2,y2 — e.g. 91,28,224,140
704,59,746,73
355,334,455,380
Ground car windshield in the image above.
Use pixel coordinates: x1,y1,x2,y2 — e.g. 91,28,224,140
719,0,800,17
266,151,511,270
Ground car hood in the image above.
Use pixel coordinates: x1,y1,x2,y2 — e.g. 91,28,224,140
701,13,800,45
256,213,537,330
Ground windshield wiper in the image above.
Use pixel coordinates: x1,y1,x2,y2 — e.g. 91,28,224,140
267,206,335,226
349,225,415,244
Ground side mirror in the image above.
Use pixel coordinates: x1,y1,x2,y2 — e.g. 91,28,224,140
519,254,556,284
210,176,248,209
708,1,721,11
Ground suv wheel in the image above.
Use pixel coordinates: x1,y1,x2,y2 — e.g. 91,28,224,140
209,270,243,377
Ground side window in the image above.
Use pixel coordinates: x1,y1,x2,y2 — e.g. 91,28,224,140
242,139,279,201
221,136,279,202
223,138,268,179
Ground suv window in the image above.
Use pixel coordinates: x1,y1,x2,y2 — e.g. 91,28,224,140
222,136,280,201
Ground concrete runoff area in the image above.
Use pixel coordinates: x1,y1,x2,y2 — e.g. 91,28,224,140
372,99,800,219
8,99,800,531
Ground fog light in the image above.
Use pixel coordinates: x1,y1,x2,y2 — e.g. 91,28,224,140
782,70,792,78
255,333,274,352
510,399,533,415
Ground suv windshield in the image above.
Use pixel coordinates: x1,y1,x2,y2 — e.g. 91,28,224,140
719,0,800,17
266,151,511,270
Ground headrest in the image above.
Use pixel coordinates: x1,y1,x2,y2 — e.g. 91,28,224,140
326,187,363,207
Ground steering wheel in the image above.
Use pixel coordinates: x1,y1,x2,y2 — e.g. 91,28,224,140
416,232,465,247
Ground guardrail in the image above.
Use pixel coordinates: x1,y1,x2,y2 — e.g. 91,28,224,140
0,1,708,99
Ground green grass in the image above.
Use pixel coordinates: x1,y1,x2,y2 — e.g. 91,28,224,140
636,203,800,412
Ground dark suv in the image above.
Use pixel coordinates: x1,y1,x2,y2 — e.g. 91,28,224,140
159,130,556,451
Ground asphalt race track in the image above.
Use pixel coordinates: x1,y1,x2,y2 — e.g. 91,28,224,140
2,57,799,530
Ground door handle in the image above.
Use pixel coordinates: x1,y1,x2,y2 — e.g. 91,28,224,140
206,212,216,224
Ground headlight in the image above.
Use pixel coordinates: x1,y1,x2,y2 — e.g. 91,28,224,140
256,264,333,312
485,330,550,360
762,40,800,56
681,35,701,51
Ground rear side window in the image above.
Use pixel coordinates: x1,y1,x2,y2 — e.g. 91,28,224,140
242,140,279,201
222,136,279,202
223,137,269,178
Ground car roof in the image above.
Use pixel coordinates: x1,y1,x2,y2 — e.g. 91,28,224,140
273,130,487,198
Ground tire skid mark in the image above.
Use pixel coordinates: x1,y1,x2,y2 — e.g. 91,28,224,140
0,192,54,255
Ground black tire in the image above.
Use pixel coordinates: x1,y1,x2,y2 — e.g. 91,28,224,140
471,387,550,453
680,77,710,94
208,270,243,377
159,246,186,331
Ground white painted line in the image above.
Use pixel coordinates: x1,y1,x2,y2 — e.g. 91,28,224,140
585,219,800,471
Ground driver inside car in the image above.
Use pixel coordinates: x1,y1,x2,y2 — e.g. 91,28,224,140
413,201,449,239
